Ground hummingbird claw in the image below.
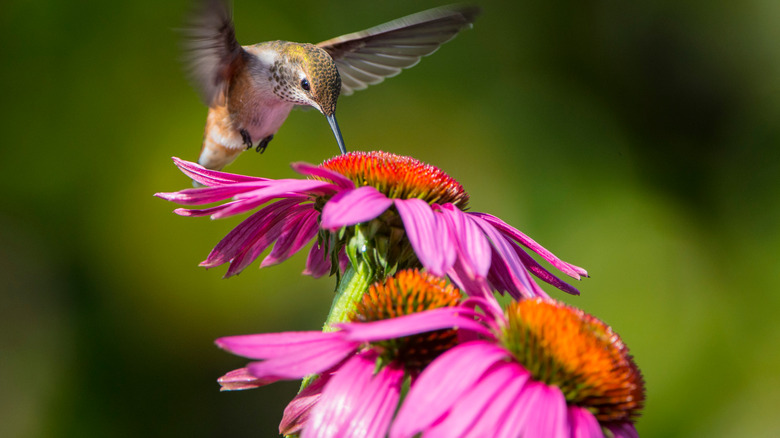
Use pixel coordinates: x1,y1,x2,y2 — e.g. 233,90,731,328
240,129,253,149
256,134,274,154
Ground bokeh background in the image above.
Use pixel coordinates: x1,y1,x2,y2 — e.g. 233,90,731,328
2,0,779,436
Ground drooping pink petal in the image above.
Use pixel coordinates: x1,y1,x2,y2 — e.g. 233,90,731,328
212,179,335,219
568,406,604,438
485,246,550,300
291,161,355,190
471,212,588,279
171,157,268,186
605,422,639,438
343,362,404,438
320,186,393,230
390,342,509,438
216,331,347,359
394,198,454,276
303,240,331,278
520,382,569,438
482,246,512,294
172,200,242,217
470,214,537,296
154,182,266,205
217,367,280,391
200,199,301,268
446,257,501,308
223,217,287,277
335,307,491,342
223,202,317,277
261,209,320,267
302,351,378,438
423,361,523,438
512,242,581,295
280,371,333,435
247,337,358,380
439,204,492,277
435,210,457,272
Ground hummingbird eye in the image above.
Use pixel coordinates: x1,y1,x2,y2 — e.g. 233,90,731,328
301,78,311,91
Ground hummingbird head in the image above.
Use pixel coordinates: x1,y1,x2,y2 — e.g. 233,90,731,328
266,44,340,113
271,43,346,153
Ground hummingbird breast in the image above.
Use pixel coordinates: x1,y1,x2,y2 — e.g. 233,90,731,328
223,48,295,147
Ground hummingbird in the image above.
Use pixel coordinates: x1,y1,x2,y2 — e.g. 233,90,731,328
182,0,480,171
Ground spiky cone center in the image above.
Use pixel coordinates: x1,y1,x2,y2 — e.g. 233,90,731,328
349,269,462,371
320,151,470,209
501,298,645,423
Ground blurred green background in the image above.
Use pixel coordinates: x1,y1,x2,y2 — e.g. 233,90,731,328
2,0,779,436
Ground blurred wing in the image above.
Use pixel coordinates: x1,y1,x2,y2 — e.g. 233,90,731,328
180,0,243,106
317,5,481,96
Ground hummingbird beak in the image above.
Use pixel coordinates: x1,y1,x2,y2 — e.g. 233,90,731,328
326,114,347,155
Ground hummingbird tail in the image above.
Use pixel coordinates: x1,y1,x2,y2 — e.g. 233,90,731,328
198,135,244,172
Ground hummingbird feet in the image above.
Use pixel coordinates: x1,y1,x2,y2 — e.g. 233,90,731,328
256,134,274,154
240,129,253,150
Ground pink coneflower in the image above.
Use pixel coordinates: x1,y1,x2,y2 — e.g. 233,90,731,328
214,270,490,437
155,151,587,299
391,298,646,438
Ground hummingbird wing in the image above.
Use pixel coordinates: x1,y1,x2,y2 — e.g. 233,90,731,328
181,0,243,107
317,5,481,96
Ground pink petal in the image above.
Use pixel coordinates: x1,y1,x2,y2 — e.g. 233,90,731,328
215,331,346,359
154,182,266,206
435,211,457,271
605,423,639,438
171,157,268,186
172,200,242,217
199,199,301,270
486,246,550,300
470,214,537,296
291,161,355,190
568,406,604,438
302,351,378,438
491,378,543,438
222,202,316,277
209,192,309,220
513,243,581,295
520,383,569,438
335,307,491,342
217,367,280,391
394,199,454,276
213,179,335,219
390,342,509,438
471,212,588,279
303,240,331,278
446,256,500,305
343,362,404,438
247,338,358,380
492,367,536,438
440,204,492,277
424,361,524,438
280,372,333,435
223,215,286,277
261,209,320,267
320,186,393,230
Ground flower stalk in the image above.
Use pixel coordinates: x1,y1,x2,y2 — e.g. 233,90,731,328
323,256,373,332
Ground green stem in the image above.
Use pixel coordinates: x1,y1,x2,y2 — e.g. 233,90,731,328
323,258,373,331
298,256,374,394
